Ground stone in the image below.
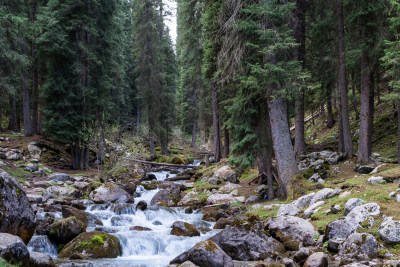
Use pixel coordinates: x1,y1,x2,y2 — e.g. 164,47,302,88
29,251,55,267
0,160,5,167
214,166,237,183
209,225,285,261
110,216,133,226
0,233,30,265
73,182,89,191
43,186,78,199
171,221,200,237
27,235,57,257
378,217,400,244
219,182,241,193
343,198,364,216
48,173,75,182
178,190,201,206
0,169,36,243
317,179,325,184
208,177,221,185
304,201,325,218
355,164,375,174
331,205,341,214
136,200,148,211
327,238,344,252
62,206,102,227
367,176,384,184
339,233,378,261
129,226,152,231
389,192,396,197
150,183,183,206
206,194,236,205
24,163,39,172
309,188,341,206
397,194,400,203
277,204,300,217
266,216,318,248
90,182,134,204
170,240,233,267
324,219,358,241
46,216,86,244
245,195,260,204
346,203,380,228
27,194,42,203
5,150,20,161
58,231,121,259
213,217,235,229
293,247,310,264
308,173,322,183
292,193,315,209
28,142,42,160
304,252,328,267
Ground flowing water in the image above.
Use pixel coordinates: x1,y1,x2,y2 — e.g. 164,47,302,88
28,164,217,267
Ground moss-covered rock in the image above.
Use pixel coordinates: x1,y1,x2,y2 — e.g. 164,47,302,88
46,217,86,244
58,231,120,259
170,221,200,237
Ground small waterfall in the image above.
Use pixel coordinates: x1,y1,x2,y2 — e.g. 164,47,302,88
27,235,58,257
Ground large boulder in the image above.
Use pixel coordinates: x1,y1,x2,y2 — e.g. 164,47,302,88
324,219,358,241
277,204,300,217
266,216,318,249
214,166,238,184
292,193,315,209
42,185,78,199
378,217,400,244
178,190,201,206
62,206,102,227
304,252,328,267
0,169,36,243
309,188,341,206
219,182,241,194
346,203,380,229
171,221,200,237
48,173,74,182
28,142,42,160
150,183,183,206
170,240,234,267
209,225,285,261
58,231,121,259
206,194,244,205
29,251,55,267
343,198,364,216
338,233,378,262
90,182,134,204
46,216,86,244
0,233,30,266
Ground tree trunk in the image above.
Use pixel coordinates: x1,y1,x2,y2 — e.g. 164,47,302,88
96,108,105,165
368,73,375,157
294,92,306,156
191,85,198,148
350,72,360,121
398,102,400,164
22,69,32,137
31,2,39,134
267,96,298,197
223,127,230,158
8,94,19,132
327,84,335,128
149,133,156,157
136,97,140,135
211,80,221,162
337,0,353,159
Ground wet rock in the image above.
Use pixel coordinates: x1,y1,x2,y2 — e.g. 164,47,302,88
48,173,75,182
379,217,400,244
266,216,318,248
129,226,152,231
27,235,58,257
150,183,183,206
58,231,121,259
339,233,378,262
28,142,42,160
0,169,36,243
343,198,364,216
309,188,341,206
0,233,30,265
46,216,86,244
90,182,134,204
171,221,200,237
214,166,238,184
210,225,285,260
110,216,133,226
355,164,375,174
62,206,102,227
136,200,148,211
29,251,55,267
277,204,300,217
294,247,310,264
170,240,233,267
304,252,328,267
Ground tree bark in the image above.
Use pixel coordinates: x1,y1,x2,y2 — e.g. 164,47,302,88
22,66,32,136
368,73,374,157
191,85,198,148
398,102,400,164
337,0,353,159
8,94,19,132
223,127,230,158
267,96,298,197
350,72,360,120
96,107,105,165
327,84,335,128
211,80,221,162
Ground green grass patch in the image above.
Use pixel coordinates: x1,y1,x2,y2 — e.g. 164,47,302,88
194,180,220,191
1,166,30,182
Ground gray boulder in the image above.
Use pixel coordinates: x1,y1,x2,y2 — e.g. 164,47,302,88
355,164,375,174
171,221,200,237
277,204,300,217
62,206,102,227
5,150,20,161
294,247,310,264
214,166,238,184
48,173,75,182
43,185,78,199
304,252,328,267
28,142,42,160
367,176,384,184
343,198,364,215
46,216,86,244
170,240,234,267
0,169,36,243
324,219,358,241
90,182,134,204
150,183,182,206
309,188,341,205
292,193,315,209
304,201,325,219
379,217,400,244
209,225,285,260
29,251,55,267
308,173,322,183
0,233,30,265
346,203,380,229
266,216,318,248
339,233,378,261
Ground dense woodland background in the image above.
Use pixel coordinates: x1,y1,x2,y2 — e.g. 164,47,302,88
2,0,400,197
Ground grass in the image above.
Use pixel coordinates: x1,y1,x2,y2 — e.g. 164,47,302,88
247,205,281,220
1,166,31,182
0,258,20,267
194,180,220,191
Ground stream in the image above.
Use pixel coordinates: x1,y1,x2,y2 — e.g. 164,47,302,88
27,162,218,267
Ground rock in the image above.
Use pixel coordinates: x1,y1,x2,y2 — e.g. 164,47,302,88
367,176,384,184
308,173,322,183
62,206,102,227
331,205,341,214
90,182,134,204
266,216,318,248
27,194,43,203
378,217,400,244
170,240,233,267
136,200,148,211
0,169,36,243
317,179,325,184
292,193,315,209
214,166,237,183
255,185,267,195
339,233,378,261
5,150,20,161
0,233,30,265
346,203,380,228
28,142,42,160
343,198,364,216
206,193,243,205
24,163,39,172
304,201,325,218
397,194,400,203
208,177,221,185
213,217,235,229
294,247,310,264
178,190,201,206
327,238,344,252
355,164,375,174
209,225,285,260
171,221,200,237
389,192,396,197
219,182,241,193
277,204,300,217
304,252,328,267
150,183,183,206
58,231,121,259
309,188,341,206
245,195,260,204
324,219,358,241
43,186,78,199
130,226,152,231
46,216,86,244
73,182,89,191
48,173,75,182
29,251,55,267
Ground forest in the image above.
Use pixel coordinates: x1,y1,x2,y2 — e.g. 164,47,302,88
1,0,400,197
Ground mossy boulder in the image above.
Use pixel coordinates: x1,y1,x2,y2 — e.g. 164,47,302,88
58,231,120,259
46,217,86,244
171,157,184,165
62,206,103,227
171,221,200,237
